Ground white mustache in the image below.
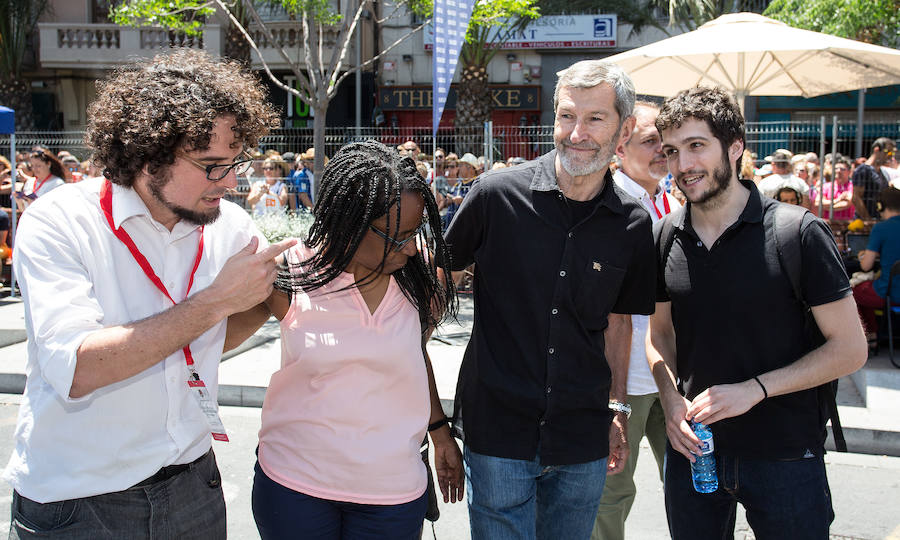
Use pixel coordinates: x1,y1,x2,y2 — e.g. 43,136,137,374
562,142,602,151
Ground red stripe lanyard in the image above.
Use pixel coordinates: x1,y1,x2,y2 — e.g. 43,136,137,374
33,174,53,195
99,180,205,370
651,192,671,219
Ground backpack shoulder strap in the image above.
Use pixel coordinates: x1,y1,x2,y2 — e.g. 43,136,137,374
771,202,807,304
769,202,847,452
658,207,682,273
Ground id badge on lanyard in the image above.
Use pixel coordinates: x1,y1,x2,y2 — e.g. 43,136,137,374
100,180,229,442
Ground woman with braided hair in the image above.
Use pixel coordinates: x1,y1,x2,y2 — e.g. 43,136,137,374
252,140,463,539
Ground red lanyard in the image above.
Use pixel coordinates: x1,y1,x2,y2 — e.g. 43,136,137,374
33,174,53,195
651,192,671,219
99,180,205,368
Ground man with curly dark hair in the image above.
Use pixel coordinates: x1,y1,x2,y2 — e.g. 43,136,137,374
4,49,294,539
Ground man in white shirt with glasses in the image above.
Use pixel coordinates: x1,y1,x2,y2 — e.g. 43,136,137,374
5,49,294,539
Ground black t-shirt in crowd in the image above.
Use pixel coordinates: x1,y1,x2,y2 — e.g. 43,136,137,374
654,180,851,459
445,150,656,465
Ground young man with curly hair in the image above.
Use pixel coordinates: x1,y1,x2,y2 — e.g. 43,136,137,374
647,87,866,539
4,49,294,539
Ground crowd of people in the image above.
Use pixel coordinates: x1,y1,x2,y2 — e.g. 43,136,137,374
0,46,896,540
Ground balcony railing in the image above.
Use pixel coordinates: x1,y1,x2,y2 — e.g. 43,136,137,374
38,23,221,69
39,22,357,71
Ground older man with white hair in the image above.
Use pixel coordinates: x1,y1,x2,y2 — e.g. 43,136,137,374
443,60,656,540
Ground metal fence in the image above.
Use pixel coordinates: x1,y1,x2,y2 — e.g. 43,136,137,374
2,119,898,169
748,120,900,163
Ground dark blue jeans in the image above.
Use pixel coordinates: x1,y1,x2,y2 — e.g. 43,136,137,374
252,461,427,540
464,446,609,540
664,444,834,540
9,449,225,539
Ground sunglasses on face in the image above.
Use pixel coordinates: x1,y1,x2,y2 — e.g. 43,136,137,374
368,221,427,252
179,151,253,181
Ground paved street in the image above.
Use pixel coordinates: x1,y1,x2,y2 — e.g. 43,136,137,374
0,394,898,539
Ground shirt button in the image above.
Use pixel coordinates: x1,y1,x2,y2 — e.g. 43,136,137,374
568,232,574,238
559,270,566,277
696,241,702,247
549,347,555,354
540,420,547,426
551,308,558,315
546,386,552,394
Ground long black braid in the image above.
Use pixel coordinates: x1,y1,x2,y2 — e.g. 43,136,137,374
275,140,457,328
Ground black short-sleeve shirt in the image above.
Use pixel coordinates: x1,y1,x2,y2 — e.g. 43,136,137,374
444,150,656,465
654,180,852,459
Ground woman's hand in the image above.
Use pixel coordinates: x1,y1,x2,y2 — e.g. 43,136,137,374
430,426,464,503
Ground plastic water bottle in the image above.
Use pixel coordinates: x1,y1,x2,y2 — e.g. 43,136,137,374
690,421,718,493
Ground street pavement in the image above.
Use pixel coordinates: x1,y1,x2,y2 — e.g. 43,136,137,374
1,292,900,538
0,395,897,539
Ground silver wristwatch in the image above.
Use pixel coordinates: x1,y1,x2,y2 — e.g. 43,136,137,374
608,401,632,418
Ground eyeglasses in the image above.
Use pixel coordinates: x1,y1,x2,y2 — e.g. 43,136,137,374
262,166,277,171
368,221,427,252
179,151,252,181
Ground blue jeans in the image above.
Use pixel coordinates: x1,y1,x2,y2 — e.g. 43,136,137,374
664,444,834,540
464,446,608,540
252,461,427,540
9,449,225,539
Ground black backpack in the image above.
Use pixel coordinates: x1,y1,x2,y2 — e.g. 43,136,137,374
658,202,847,452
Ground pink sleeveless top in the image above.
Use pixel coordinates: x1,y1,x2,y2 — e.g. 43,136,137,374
257,244,429,504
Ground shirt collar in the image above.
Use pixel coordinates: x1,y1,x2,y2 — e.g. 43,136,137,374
110,181,202,238
613,169,647,200
531,149,625,215
677,178,763,231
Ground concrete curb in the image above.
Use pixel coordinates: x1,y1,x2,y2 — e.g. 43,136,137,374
0,368,896,457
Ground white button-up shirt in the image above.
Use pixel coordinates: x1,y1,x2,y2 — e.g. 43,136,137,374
4,177,263,503
613,169,681,396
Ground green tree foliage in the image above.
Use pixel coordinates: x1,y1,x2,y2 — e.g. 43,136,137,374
453,0,539,135
112,0,214,34
764,0,900,47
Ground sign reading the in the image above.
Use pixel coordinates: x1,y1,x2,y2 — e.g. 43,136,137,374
380,86,540,111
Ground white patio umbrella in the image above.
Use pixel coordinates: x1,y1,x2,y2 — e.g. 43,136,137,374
604,12,900,112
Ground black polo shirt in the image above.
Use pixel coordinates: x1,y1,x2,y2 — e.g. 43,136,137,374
444,150,656,465
654,180,851,459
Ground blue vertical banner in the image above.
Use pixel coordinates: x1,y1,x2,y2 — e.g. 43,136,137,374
432,0,476,137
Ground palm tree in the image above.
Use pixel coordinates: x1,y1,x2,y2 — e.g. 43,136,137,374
0,0,50,130
453,0,539,151
222,0,251,64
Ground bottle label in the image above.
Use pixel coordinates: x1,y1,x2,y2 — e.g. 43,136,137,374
699,436,714,455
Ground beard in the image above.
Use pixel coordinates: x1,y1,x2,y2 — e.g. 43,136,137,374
676,151,733,207
148,170,222,226
556,125,620,177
